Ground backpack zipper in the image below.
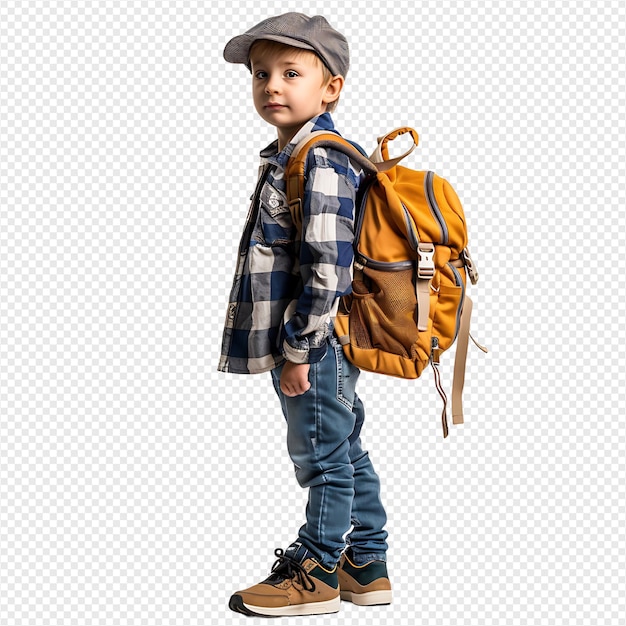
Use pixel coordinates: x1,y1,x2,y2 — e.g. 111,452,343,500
355,256,414,271
402,202,420,251
425,171,449,244
354,180,415,271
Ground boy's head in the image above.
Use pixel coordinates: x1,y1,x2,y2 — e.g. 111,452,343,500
224,13,349,140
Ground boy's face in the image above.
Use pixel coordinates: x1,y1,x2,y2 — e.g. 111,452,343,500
249,45,342,148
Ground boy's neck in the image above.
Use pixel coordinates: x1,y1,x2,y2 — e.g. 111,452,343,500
277,127,301,152
277,133,291,152
275,111,331,151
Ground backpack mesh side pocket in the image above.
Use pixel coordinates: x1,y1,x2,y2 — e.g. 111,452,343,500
349,266,419,358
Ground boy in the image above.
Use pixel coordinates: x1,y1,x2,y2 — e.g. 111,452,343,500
219,13,391,617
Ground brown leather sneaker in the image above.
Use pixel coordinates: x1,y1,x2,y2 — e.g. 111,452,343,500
229,545,340,617
338,547,392,606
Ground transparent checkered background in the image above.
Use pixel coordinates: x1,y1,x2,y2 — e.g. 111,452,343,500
1,1,625,625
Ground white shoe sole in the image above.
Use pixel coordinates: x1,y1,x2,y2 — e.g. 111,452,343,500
241,595,341,617
340,588,392,606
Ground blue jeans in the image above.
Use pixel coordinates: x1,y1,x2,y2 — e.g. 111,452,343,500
271,334,388,568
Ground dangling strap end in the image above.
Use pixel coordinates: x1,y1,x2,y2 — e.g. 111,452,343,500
431,353,449,439
470,333,489,353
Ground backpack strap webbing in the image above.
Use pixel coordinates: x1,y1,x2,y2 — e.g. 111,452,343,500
452,296,488,426
451,296,473,425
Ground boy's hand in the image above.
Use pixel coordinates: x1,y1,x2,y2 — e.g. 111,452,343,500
280,361,311,397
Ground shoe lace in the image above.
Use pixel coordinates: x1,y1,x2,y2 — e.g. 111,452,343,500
268,548,316,592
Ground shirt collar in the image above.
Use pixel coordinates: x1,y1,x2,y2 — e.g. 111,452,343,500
259,113,340,167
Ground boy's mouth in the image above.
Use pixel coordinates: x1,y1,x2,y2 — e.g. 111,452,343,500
265,102,287,109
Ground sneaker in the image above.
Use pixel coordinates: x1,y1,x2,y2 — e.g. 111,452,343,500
228,544,341,617
338,547,392,606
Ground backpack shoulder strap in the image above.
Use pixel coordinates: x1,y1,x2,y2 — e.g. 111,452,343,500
285,131,377,231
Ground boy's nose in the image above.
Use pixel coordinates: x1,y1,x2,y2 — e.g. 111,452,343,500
264,78,281,94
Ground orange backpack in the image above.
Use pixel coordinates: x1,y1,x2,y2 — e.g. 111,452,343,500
285,127,486,437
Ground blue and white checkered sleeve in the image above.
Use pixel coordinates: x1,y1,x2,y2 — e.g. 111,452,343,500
281,149,361,364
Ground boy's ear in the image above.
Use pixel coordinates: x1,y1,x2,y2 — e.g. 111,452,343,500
323,75,344,106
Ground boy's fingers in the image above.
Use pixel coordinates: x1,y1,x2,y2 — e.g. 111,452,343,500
280,381,294,396
281,380,311,397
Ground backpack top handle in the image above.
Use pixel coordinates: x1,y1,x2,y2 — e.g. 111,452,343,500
370,127,419,171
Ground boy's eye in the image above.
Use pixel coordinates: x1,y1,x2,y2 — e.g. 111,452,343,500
285,70,299,78
254,71,268,79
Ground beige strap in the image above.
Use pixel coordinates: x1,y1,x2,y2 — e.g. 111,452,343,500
450,297,488,427
463,246,479,285
369,127,419,171
451,296,473,425
470,333,488,353
416,280,431,332
416,242,435,331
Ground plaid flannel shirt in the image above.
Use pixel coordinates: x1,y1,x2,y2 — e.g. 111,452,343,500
218,113,366,374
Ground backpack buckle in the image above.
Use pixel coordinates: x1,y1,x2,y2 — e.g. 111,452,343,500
417,243,435,280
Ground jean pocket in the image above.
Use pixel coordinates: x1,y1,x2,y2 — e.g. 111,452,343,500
331,335,359,410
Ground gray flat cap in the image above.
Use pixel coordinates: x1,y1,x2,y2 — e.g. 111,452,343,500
223,12,350,77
